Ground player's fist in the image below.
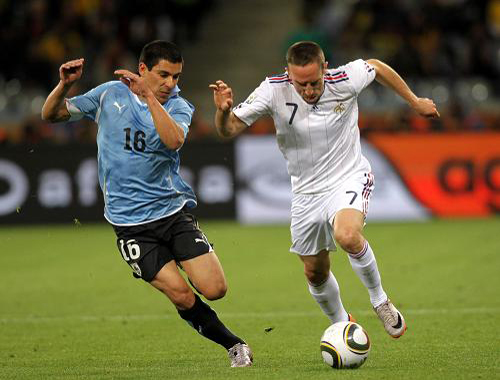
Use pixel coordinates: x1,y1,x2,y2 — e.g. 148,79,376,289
210,80,233,112
59,59,84,85
412,97,440,118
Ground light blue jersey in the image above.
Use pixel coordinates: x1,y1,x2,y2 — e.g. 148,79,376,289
67,81,196,225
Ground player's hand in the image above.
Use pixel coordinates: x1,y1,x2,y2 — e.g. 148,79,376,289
209,80,233,112
412,97,440,118
59,59,84,86
114,69,153,99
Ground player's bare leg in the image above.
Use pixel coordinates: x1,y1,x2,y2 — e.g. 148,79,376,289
150,260,196,309
333,208,406,338
300,251,350,323
180,251,227,300
151,259,252,366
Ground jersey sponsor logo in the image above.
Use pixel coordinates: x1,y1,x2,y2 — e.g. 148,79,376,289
113,101,126,113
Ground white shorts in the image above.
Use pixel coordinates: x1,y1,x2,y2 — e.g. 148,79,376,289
289,172,374,256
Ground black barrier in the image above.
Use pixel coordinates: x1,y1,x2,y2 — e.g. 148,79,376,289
0,142,235,224
179,141,236,219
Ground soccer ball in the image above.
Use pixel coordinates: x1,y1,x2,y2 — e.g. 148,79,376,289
320,321,371,369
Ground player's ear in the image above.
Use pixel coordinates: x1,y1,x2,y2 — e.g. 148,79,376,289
138,62,147,76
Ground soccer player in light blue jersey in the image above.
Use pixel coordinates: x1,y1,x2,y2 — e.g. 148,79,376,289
41,40,252,367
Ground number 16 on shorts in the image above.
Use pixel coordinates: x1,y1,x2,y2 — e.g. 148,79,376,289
119,239,141,262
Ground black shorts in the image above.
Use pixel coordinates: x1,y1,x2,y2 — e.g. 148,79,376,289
112,209,213,282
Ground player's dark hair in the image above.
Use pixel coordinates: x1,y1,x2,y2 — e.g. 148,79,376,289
286,41,325,67
139,40,183,70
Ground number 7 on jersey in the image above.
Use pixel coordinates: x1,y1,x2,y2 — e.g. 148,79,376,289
286,102,298,125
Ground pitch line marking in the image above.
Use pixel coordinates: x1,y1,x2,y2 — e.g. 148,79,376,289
0,307,498,324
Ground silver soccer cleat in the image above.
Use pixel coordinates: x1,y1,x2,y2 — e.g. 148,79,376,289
374,299,407,338
228,343,253,367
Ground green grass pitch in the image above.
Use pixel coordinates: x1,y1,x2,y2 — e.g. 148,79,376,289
1,218,499,379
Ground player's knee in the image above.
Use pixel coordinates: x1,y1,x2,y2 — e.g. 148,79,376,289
334,227,363,253
202,280,227,301
169,289,195,310
304,267,329,286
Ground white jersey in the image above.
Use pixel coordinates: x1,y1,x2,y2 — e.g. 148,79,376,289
233,59,376,194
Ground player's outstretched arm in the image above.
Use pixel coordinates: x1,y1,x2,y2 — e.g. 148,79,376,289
115,69,185,150
209,80,247,139
41,58,84,122
366,59,440,118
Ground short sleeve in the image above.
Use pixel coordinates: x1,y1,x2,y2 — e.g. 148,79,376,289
168,98,194,138
233,79,272,127
345,59,376,95
66,81,117,121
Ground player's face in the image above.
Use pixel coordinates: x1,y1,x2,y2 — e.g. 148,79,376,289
140,59,182,104
288,61,326,104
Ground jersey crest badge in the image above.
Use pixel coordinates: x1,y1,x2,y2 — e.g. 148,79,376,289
130,262,142,277
334,103,345,114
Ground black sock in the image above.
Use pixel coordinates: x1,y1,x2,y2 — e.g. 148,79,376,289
178,294,245,350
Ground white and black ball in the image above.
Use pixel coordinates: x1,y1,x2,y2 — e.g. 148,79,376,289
320,321,371,369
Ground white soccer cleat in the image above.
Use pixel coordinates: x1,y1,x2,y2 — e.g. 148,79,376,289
374,299,407,338
228,343,253,367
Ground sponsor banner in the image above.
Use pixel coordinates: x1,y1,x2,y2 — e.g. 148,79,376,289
179,141,236,219
0,142,235,224
3,133,495,224
369,133,500,217
235,136,292,224
362,141,431,221
235,135,429,224
0,145,102,224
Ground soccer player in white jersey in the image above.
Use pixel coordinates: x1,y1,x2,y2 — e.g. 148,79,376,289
210,41,440,338
41,40,252,367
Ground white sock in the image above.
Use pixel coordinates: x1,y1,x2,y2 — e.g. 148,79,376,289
308,271,349,323
348,241,388,308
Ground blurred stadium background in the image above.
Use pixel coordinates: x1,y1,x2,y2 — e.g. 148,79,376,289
1,0,499,225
